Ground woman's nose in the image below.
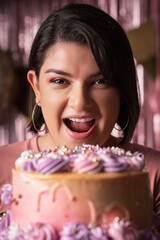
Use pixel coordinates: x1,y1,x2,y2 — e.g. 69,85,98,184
68,85,93,111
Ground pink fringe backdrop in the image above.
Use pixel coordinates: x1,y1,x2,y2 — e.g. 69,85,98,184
0,0,160,150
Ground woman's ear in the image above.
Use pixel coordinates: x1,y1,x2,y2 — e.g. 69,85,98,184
27,70,40,104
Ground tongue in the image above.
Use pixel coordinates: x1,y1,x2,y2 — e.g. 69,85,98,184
67,120,93,133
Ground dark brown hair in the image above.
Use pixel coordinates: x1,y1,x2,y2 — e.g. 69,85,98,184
28,3,140,144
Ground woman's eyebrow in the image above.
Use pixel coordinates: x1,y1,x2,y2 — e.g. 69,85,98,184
45,68,102,78
45,68,72,77
89,71,102,77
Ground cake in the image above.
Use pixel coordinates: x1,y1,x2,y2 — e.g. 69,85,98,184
0,144,158,240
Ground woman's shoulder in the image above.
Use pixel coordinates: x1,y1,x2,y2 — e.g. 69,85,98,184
109,136,160,162
0,136,38,213
108,136,160,174
125,142,160,216
124,141,160,165
0,136,38,162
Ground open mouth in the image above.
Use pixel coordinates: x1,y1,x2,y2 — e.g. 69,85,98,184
63,118,96,133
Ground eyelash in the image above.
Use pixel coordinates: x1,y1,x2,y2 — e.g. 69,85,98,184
93,79,109,85
50,78,110,88
50,78,68,85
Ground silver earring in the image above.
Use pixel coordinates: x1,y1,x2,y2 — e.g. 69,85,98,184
32,104,46,132
114,116,129,132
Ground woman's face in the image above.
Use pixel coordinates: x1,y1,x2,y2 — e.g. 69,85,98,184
28,42,120,149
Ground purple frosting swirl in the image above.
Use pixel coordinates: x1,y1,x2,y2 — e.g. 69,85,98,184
36,155,69,174
60,222,90,240
89,226,109,240
14,145,145,174
0,229,9,240
139,228,160,240
14,233,25,240
101,152,127,172
23,223,57,239
1,184,12,205
126,152,144,171
21,158,38,172
72,152,103,174
0,212,159,240
0,210,11,231
144,212,160,238
108,218,139,240
42,149,52,155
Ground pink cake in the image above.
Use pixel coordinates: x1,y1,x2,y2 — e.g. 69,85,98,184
0,144,158,240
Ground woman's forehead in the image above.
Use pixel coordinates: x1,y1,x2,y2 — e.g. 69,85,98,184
41,42,101,77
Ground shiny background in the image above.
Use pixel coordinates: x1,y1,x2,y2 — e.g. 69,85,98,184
0,0,160,150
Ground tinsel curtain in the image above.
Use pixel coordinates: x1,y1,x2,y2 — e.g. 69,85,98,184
0,0,160,150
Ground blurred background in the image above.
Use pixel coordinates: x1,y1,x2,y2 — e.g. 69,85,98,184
0,0,160,150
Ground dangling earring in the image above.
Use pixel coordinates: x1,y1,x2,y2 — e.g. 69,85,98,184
32,103,46,132
114,116,129,132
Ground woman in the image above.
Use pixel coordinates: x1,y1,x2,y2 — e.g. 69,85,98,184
0,3,159,218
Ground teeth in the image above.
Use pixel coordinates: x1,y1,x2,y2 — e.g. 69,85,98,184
69,118,94,123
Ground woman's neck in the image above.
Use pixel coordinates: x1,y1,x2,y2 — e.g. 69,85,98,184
37,133,122,151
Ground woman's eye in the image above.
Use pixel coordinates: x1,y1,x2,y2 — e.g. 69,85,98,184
51,78,67,85
94,79,109,85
